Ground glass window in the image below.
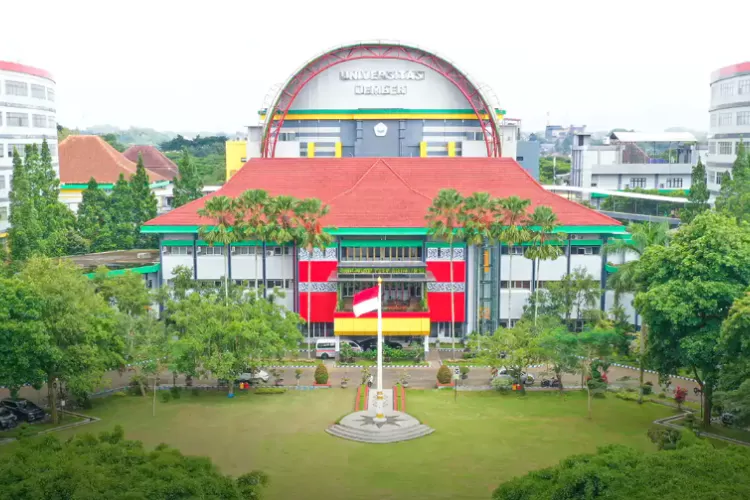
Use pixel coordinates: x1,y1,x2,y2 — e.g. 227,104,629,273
629,177,647,188
164,246,193,256
0,175,5,189
737,111,750,126
719,142,733,154
0,144,4,158
32,114,47,128
739,79,750,95
709,141,716,154
666,177,683,188
48,116,56,129
30,84,46,99
6,113,29,127
47,88,55,102
720,81,735,97
5,81,28,96
710,114,717,127
202,246,224,256
719,112,733,127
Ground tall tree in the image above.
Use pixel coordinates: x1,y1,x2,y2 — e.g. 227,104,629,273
268,195,300,299
538,320,579,392
237,189,271,294
18,257,124,423
109,174,136,249
524,206,563,325
479,319,543,395
8,148,42,261
497,196,531,328
716,140,750,222
681,158,710,224
635,211,750,427
129,153,158,248
296,198,333,357
76,178,115,252
606,221,671,403
172,148,204,208
461,192,497,335
426,189,465,351
198,196,241,302
578,325,618,419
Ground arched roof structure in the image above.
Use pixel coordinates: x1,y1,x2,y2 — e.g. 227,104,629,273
261,41,502,158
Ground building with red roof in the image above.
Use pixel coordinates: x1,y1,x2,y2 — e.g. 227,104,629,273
123,145,179,180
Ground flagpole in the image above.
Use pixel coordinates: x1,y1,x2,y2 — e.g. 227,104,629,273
375,276,385,421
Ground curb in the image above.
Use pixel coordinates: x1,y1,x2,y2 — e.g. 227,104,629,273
0,410,100,446
335,364,431,369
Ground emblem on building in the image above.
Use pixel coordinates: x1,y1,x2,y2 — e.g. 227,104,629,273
374,122,388,137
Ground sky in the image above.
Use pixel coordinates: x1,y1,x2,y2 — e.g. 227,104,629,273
2,0,748,135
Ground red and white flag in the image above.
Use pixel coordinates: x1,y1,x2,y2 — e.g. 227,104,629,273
352,285,380,317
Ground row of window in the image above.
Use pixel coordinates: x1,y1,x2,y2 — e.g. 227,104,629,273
163,245,293,256
499,280,566,290
713,78,750,98
710,110,750,128
2,81,55,101
341,246,422,262
0,112,55,128
340,281,423,299
709,170,728,185
0,143,57,158
708,141,747,155
500,245,601,255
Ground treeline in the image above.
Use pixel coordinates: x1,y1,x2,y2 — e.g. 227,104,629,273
161,135,227,184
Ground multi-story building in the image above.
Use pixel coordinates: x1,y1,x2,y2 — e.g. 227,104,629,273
0,61,58,235
570,131,698,193
707,61,750,193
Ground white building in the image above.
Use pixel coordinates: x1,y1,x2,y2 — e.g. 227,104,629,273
0,61,58,234
707,62,750,193
570,131,698,194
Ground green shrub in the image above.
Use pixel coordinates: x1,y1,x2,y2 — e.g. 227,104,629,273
657,393,666,399
191,388,200,397
128,375,149,396
169,386,181,399
255,388,286,395
459,366,470,379
641,384,653,395
437,365,452,384
314,363,329,384
160,391,171,403
16,423,37,439
339,342,355,363
492,376,513,393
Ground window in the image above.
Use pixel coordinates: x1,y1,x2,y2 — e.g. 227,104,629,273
467,131,483,141
709,141,716,154
30,84,46,99
268,246,283,256
737,111,750,126
232,246,257,255
201,246,224,256
719,112,733,126
499,280,532,289
0,145,4,158
710,113,717,127
47,88,55,102
6,113,29,127
720,81,735,97
341,245,422,262
0,207,8,222
516,156,524,161
739,79,750,95
629,177,647,188
10,145,26,157
32,114,47,128
5,81,28,96
164,246,193,256
278,132,296,141
709,171,716,184
285,279,294,289
666,177,683,188
719,141,733,154
47,116,56,129
266,279,284,288
717,171,729,185
0,175,5,189
500,246,524,255
572,246,600,255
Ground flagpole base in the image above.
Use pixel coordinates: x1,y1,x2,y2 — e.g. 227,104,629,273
373,390,386,422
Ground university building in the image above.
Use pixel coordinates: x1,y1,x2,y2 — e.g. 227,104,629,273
144,42,629,347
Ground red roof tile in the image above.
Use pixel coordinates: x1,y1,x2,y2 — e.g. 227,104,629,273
123,145,179,180
145,157,620,228
59,136,167,184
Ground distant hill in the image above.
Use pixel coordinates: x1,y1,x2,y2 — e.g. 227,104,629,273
80,125,236,148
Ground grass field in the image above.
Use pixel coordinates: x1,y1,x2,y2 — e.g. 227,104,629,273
12,389,674,500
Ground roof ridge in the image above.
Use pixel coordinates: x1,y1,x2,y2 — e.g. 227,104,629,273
326,158,430,203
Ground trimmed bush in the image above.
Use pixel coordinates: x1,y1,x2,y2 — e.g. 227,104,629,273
160,391,171,403
314,363,329,384
492,376,513,393
437,365,452,384
170,386,181,399
255,387,286,395
459,366,470,380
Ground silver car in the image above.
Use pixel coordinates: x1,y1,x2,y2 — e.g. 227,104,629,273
495,367,535,385
237,370,270,384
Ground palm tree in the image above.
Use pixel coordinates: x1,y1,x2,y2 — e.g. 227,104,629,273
606,221,671,403
268,195,300,303
296,198,334,358
237,189,270,296
198,196,240,302
461,192,497,336
426,189,465,354
496,196,531,329
525,206,564,326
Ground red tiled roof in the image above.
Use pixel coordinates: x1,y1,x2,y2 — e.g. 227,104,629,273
123,145,179,180
145,157,620,228
59,136,167,184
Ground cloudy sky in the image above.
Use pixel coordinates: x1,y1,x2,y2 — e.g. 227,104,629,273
2,0,748,134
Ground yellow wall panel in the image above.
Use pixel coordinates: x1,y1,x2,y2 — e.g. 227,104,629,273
335,142,342,158
447,141,456,157
307,142,315,158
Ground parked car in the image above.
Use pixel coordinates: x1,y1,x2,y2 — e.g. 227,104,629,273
1,399,46,422
493,367,535,385
0,407,18,430
315,339,362,359
359,338,404,351
236,370,270,384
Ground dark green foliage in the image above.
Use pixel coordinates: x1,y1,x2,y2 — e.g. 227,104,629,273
170,386,182,399
8,147,42,261
314,363,329,384
716,379,750,427
538,156,571,184
647,427,682,450
255,387,286,395
191,388,200,397
493,442,750,500
172,148,205,208
160,391,172,403
339,342,355,363
681,158,710,223
716,140,750,222
437,365,452,384
100,133,126,152
129,153,158,248
109,174,136,249
76,178,116,252
0,426,269,499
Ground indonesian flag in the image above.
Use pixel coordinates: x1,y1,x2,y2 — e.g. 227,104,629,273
353,285,380,317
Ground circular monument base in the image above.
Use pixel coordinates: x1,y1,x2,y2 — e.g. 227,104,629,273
326,410,434,444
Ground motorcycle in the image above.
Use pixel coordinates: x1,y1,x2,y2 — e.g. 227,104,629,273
541,378,561,388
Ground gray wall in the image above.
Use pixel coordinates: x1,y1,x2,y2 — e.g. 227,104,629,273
516,141,540,179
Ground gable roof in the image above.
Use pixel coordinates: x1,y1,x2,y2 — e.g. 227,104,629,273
59,136,167,184
123,145,179,180
144,157,620,229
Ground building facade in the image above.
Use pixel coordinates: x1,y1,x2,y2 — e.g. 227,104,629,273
707,61,750,193
0,61,58,234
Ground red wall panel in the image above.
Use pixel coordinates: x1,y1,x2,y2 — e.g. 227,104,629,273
427,292,466,322
427,261,466,282
298,261,338,282
299,292,337,322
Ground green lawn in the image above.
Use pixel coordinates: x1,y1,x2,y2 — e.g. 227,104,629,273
6,389,674,500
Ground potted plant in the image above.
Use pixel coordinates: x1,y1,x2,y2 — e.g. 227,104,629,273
460,365,470,380
397,369,410,388
436,365,453,388
314,363,329,386
341,375,350,389
294,369,303,386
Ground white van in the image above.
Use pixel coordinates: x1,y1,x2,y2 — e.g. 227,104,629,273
315,339,362,359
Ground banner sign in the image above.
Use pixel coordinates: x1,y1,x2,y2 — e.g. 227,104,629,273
338,267,426,275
